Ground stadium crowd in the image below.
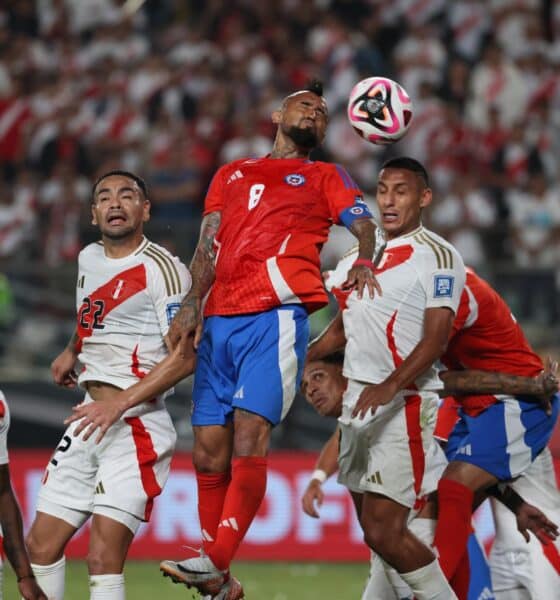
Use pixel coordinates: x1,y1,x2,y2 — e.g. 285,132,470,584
0,0,559,277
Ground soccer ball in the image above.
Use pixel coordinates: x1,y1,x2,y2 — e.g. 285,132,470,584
347,77,413,145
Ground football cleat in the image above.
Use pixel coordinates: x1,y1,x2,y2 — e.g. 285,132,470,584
160,554,226,595
212,576,244,600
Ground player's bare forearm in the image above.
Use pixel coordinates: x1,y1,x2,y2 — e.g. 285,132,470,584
65,329,80,355
384,307,455,393
0,466,34,580
314,427,340,478
348,217,376,261
307,311,346,362
119,342,196,411
441,370,555,396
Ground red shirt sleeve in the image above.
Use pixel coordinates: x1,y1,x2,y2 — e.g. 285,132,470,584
203,164,228,215
322,163,364,224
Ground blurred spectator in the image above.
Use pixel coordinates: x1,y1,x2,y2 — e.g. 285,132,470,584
148,136,203,222
0,170,36,260
466,38,528,130
428,173,497,269
507,172,560,270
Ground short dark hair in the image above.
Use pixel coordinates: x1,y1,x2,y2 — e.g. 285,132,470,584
91,170,148,201
313,351,344,367
380,157,429,187
304,78,324,97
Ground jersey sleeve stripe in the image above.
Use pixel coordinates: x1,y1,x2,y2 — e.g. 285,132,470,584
134,238,151,255
420,232,453,268
146,246,181,294
144,248,174,296
414,233,443,268
335,164,358,190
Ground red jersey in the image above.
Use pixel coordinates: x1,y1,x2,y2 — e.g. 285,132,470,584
443,269,543,415
203,157,370,316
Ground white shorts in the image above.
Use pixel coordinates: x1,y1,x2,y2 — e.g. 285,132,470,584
38,395,176,522
490,448,560,599
337,380,439,507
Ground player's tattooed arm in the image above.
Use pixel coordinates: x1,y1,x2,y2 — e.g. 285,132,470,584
440,369,559,397
51,329,79,387
167,211,221,350
343,218,382,299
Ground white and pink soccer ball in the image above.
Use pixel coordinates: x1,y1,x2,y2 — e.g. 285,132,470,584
347,77,413,145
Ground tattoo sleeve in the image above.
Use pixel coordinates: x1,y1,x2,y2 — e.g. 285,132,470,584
441,370,545,396
184,211,221,305
348,218,376,261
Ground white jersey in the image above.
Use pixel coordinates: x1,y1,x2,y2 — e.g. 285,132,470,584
0,391,9,465
75,237,191,411
327,226,465,390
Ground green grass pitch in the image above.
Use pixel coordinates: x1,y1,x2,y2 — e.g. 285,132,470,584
5,560,369,598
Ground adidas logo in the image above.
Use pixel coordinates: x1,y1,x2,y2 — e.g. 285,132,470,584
456,444,472,456
202,529,214,542
95,481,106,494
226,170,243,184
219,517,239,531
233,386,244,399
478,588,493,600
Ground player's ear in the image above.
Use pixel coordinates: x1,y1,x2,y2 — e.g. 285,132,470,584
271,109,282,125
143,198,151,223
419,188,432,209
91,204,98,226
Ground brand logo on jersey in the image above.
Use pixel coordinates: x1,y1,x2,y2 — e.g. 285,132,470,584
434,275,454,298
165,302,181,325
355,195,366,204
77,275,85,289
112,279,125,299
284,174,306,186
226,169,244,184
233,386,244,399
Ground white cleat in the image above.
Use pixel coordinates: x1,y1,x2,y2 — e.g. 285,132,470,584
160,554,226,595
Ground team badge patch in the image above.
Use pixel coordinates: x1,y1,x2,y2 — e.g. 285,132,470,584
166,302,181,325
350,206,365,215
285,174,306,186
433,275,454,298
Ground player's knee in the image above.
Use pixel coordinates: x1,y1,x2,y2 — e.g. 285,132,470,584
192,445,225,472
26,529,60,564
87,545,121,575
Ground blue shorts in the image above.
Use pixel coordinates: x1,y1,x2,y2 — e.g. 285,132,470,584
446,394,559,481
192,305,309,427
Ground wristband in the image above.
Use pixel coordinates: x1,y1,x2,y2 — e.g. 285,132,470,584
311,469,328,484
17,574,35,582
352,258,376,272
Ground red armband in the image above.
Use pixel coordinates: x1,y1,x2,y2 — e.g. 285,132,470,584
352,258,376,272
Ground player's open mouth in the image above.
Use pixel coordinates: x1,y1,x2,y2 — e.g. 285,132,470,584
382,212,398,222
108,215,126,224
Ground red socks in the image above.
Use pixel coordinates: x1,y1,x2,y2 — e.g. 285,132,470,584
196,470,231,554
450,549,470,600
433,478,474,583
207,456,267,571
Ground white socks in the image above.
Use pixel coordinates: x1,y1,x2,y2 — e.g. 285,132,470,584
30,556,66,600
90,573,125,600
399,559,457,600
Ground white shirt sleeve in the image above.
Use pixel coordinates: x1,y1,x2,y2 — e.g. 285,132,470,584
147,256,192,337
0,391,11,465
421,248,466,314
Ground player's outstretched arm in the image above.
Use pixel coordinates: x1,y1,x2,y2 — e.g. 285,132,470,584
51,329,79,387
0,466,47,599
488,483,559,544
353,306,455,418
167,211,221,352
66,338,196,443
342,218,382,299
440,357,558,415
306,311,346,363
302,427,340,518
